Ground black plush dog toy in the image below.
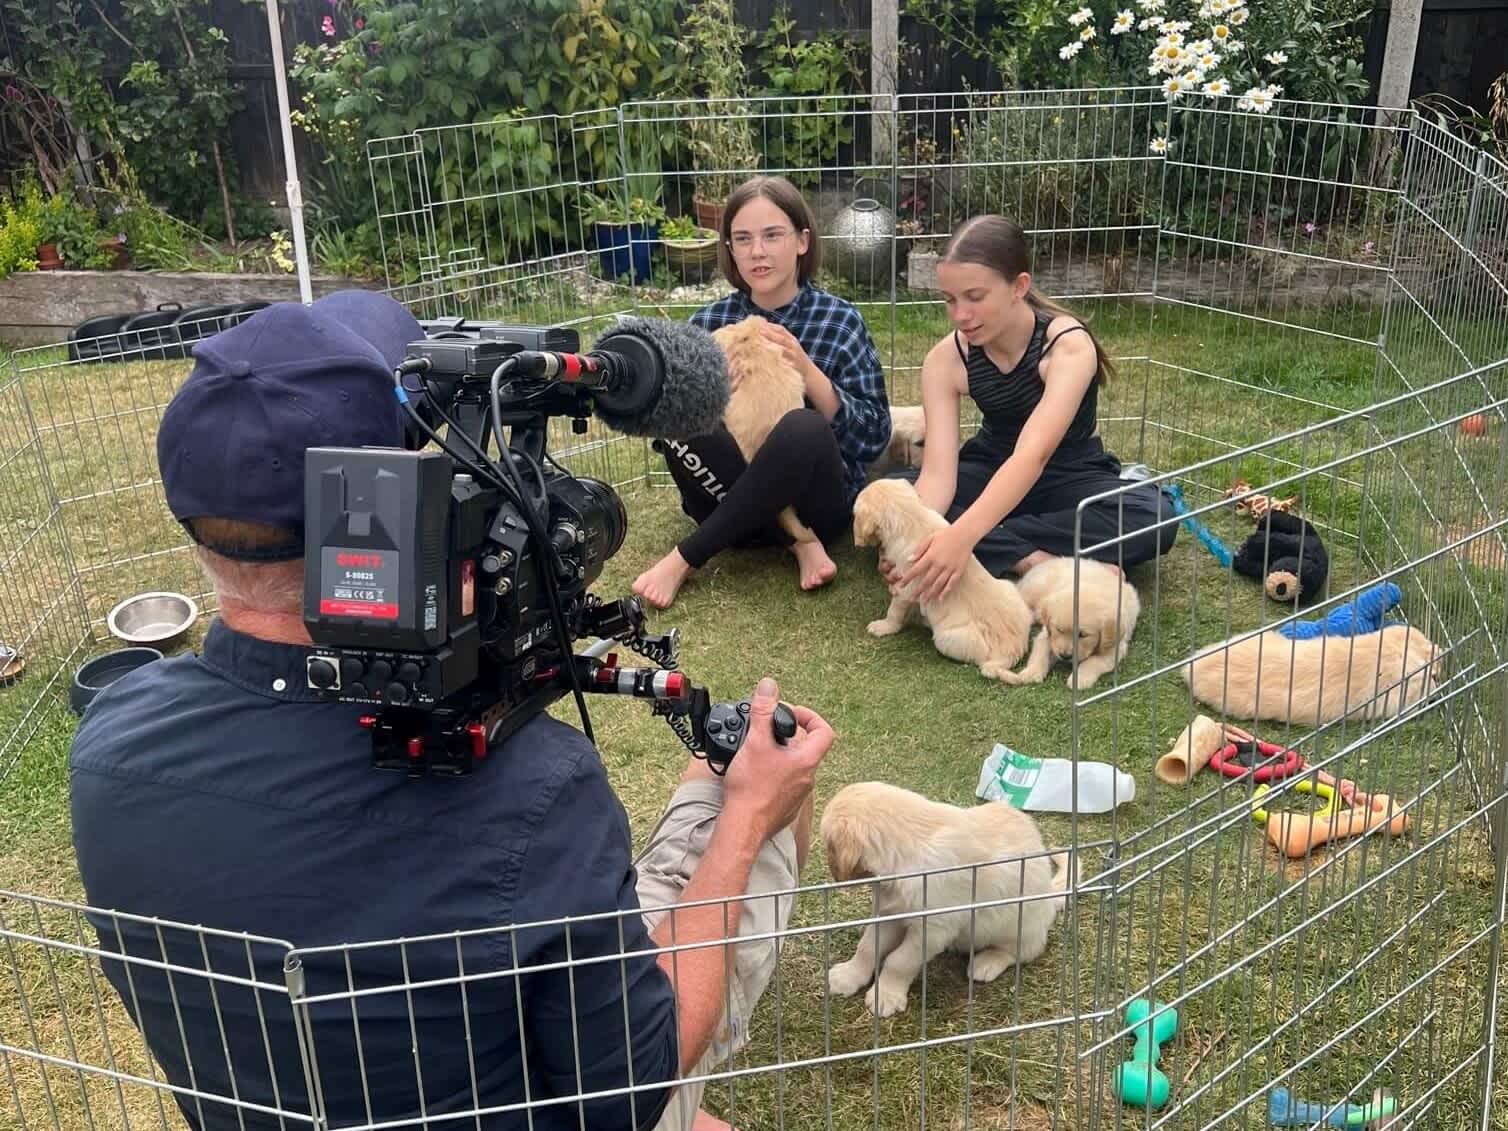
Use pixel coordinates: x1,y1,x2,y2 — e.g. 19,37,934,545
1233,510,1329,603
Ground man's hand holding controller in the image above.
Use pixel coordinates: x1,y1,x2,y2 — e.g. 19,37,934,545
650,677,833,1077
719,678,831,848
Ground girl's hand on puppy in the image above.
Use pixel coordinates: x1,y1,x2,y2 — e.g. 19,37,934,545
900,523,976,602
758,321,817,383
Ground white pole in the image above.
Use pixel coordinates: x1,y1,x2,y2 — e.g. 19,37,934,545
264,0,314,305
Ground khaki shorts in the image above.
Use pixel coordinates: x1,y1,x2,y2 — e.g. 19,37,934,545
634,778,799,1131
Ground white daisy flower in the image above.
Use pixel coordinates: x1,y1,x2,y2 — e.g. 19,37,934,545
1211,23,1232,41
1189,38,1214,54
1165,19,1192,32
1081,23,1098,40
1203,78,1230,96
1264,50,1289,64
1198,52,1221,69
1150,136,1173,154
1162,75,1187,99
1060,40,1085,59
1113,9,1135,32
1136,0,1165,9
1182,68,1204,86
1068,6,1094,25
1230,7,1249,24
1239,85,1274,112
1154,42,1186,66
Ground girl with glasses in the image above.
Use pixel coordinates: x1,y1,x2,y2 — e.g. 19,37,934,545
633,175,892,610
885,214,1178,603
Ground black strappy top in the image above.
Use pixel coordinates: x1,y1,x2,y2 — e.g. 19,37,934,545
955,309,1099,457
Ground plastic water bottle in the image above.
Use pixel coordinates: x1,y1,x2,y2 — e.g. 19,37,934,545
976,743,1136,814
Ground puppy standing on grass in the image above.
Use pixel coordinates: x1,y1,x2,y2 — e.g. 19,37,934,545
1002,556,1141,689
713,315,822,548
853,477,1033,681
822,781,1076,1019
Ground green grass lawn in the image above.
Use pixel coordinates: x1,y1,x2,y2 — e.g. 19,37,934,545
1,296,1505,1129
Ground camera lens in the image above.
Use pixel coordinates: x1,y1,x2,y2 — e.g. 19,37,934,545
577,477,628,562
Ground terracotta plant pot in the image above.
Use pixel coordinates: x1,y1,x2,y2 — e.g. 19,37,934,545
693,195,725,234
97,236,130,270
36,243,63,271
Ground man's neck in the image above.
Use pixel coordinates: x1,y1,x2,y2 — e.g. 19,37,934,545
217,602,313,647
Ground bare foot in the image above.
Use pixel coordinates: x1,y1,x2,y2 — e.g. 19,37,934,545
632,549,695,609
692,1110,735,1131
790,540,838,591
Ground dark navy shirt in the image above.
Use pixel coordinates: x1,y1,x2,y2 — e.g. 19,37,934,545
68,619,677,1131
691,283,892,502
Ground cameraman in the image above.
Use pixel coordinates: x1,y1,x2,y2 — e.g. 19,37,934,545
68,291,833,1131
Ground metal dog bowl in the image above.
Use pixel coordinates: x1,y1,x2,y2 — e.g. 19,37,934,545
71,647,163,716
107,591,199,649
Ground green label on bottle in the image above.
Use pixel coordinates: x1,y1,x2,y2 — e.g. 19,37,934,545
991,745,1041,809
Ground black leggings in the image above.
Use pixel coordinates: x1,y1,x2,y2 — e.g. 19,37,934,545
892,433,1178,574
656,408,851,569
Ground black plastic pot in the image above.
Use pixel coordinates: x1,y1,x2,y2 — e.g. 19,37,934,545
118,303,188,361
66,313,136,363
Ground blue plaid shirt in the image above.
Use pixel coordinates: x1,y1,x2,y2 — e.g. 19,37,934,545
691,284,891,502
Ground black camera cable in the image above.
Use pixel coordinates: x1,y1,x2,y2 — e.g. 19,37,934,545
489,358,594,744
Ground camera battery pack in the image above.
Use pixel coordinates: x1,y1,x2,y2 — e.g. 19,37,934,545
304,447,453,652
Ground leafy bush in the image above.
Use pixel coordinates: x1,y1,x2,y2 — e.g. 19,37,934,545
290,0,690,266
753,8,867,186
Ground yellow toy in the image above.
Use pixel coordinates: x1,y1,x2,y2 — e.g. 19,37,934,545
1252,778,1412,859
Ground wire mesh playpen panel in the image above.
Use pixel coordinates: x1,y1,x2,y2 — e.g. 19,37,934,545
0,367,91,779
1064,359,1506,1128
1,889,303,1131
6,347,210,632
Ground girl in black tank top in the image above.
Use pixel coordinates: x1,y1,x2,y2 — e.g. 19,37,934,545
890,214,1177,598
955,308,1101,460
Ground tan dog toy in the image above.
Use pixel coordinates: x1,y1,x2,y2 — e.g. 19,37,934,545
1253,779,1411,859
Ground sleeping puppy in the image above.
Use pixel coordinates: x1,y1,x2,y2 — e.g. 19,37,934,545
822,781,1076,1018
853,478,1032,682
1182,624,1442,726
1002,556,1141,690
712,315,818,546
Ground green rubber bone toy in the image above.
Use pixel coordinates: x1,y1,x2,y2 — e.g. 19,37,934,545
1112,998,1179,1110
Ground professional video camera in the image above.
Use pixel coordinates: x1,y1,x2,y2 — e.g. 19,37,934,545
298,314,795,776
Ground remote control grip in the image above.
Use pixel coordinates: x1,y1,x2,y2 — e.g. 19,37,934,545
771,703,797,744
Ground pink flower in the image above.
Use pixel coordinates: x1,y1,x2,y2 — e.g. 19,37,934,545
1303,221,1316,235
368,40,381,55
355,17,364,28
321,14,335,36
2,83,22,102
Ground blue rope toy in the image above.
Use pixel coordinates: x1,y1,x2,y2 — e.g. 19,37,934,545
1164,483,1232,568
1276,582,1404,639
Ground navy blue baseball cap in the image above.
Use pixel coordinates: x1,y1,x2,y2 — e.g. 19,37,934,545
156,290,424,561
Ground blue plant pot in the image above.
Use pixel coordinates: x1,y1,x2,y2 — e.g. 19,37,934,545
594,221,659,282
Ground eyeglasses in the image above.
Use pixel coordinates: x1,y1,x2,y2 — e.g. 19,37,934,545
728,227,800,252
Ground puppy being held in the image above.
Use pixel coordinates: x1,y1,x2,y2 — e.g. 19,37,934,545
822,781,1075,1019
1003,556,1141,690
713,314,819,548
853,478,1032,682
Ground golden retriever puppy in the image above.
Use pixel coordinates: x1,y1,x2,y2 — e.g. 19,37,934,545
1002,556,1141,690
867,404,927,479
822,781,1075,1018
852,478,1032,682
712,315,818,546
1182,624,1441,725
